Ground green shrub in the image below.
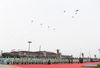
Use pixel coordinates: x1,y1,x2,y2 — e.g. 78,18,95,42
97,65,100,67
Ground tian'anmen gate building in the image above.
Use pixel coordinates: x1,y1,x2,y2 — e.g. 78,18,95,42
4,49,72,59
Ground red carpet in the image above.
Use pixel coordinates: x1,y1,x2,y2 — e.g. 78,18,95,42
10,62,100,68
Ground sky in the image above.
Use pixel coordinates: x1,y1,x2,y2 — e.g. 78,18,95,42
0,0,100,58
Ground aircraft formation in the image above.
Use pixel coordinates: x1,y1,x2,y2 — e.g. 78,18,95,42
28,9,79,31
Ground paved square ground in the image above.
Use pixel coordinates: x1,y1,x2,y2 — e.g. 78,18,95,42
0,64,14,68
9,62,100,68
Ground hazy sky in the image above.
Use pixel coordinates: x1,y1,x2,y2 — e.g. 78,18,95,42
0,0,100,58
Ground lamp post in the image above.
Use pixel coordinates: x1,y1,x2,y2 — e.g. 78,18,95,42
98,49,100,53
28,41,32,52
82,53,84,58
98,49,100,58
28,41,32,58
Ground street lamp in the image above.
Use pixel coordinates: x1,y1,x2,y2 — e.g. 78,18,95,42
98,49,100,58
28,41,32,58
28,41,32,52
98,49,100,53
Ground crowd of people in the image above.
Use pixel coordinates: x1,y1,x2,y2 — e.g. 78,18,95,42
0,57,91,65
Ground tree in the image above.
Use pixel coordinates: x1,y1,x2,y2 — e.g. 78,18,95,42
2,53,20,58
